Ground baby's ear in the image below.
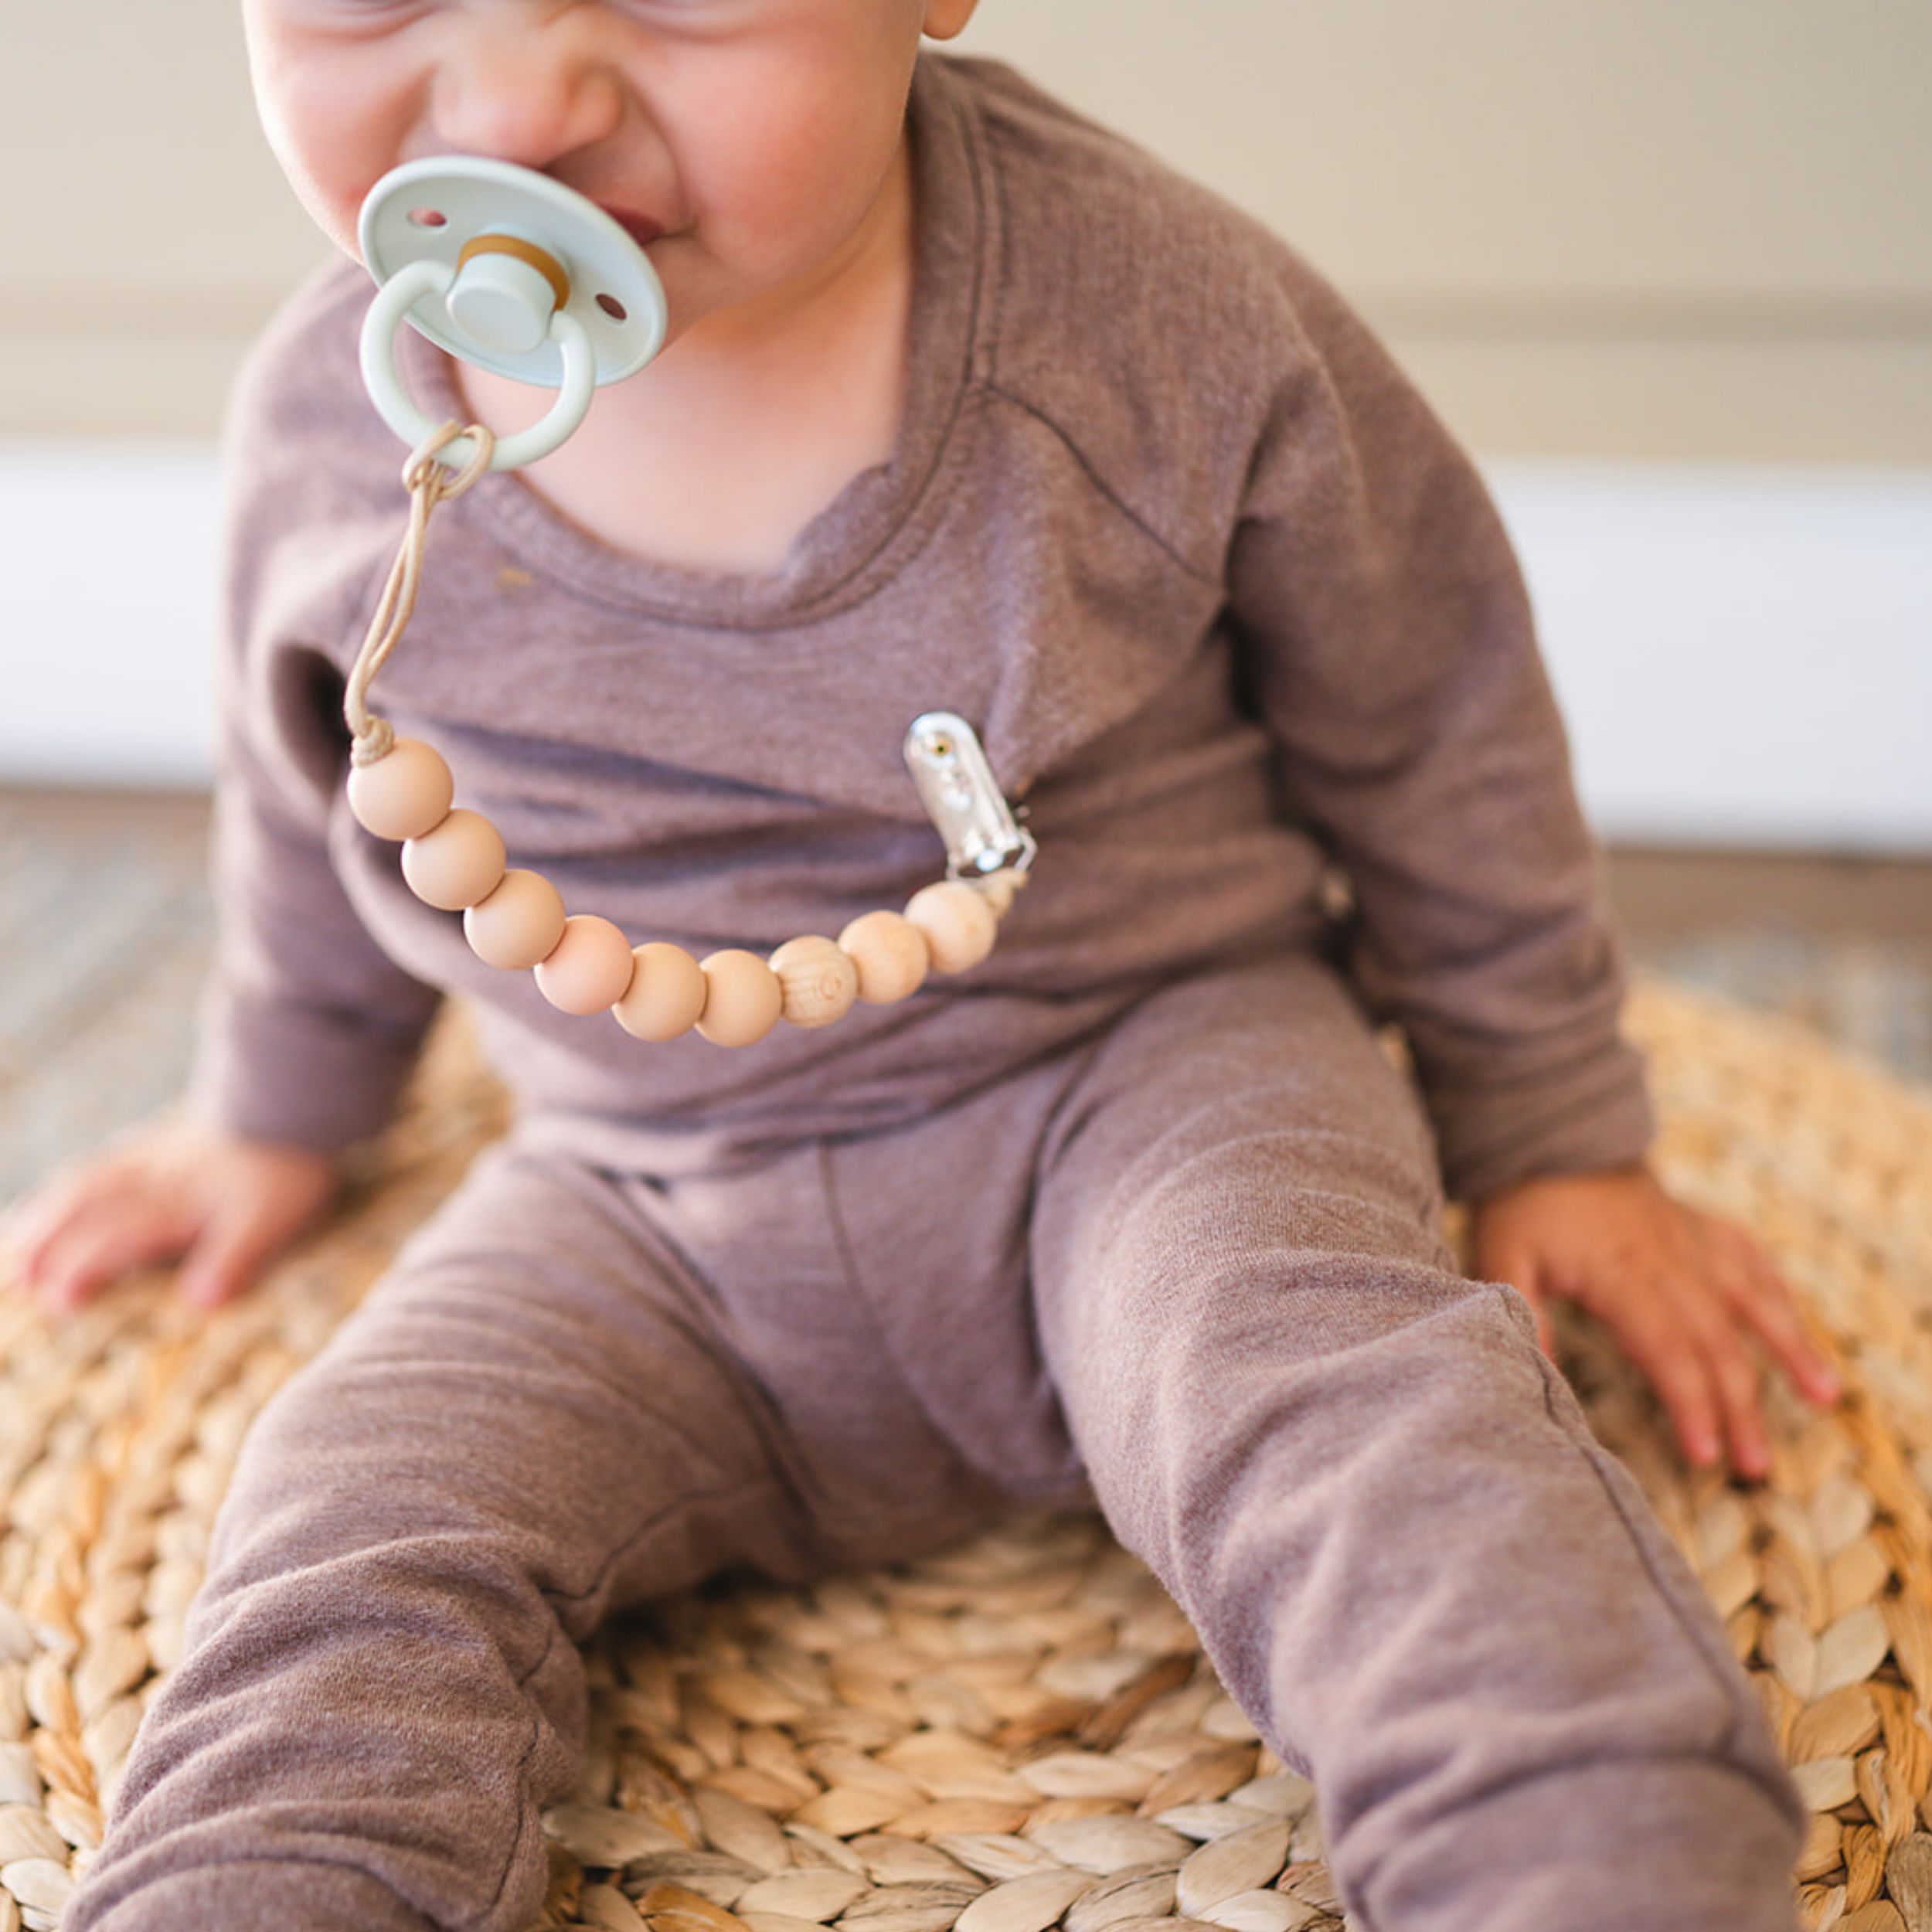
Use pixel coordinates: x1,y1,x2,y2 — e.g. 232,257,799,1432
923,0,978,41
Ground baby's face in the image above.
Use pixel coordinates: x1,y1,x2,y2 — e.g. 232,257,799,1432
238,0,977,341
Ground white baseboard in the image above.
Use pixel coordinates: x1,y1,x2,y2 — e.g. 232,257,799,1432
2,441,219,789
3,440,1928,853
1487,460,1932,854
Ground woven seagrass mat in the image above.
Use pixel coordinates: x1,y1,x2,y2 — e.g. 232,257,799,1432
2,975,1930,1932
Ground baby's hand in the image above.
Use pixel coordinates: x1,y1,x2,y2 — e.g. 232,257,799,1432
0,1117,338,1314
1471,1164,1841,1479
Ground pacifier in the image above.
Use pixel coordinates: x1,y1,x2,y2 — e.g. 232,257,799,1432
357,156,669,470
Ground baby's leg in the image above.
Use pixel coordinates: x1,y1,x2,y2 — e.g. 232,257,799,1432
1031,957,1802,1932
66,1145,835,1932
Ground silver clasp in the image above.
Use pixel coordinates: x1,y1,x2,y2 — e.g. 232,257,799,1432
903,712,1036,881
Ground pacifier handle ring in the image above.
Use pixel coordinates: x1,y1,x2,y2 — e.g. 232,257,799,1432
359,257,597,472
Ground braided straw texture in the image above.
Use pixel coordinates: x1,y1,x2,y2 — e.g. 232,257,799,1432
2,975,1929,1932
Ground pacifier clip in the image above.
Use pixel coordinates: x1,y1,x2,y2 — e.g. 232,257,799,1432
344,160,1033,1049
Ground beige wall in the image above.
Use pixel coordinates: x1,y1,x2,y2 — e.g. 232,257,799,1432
5,0,1927,459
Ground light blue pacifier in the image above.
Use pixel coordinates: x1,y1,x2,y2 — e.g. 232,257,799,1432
357,156,668,470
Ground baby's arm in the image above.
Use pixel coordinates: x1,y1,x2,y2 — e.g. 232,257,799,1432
2,1118,337,1314
1471,1165,1841,1479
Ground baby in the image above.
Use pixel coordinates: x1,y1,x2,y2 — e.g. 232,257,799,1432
4,4,1838,1929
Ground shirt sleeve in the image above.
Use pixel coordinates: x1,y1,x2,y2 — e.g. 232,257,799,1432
186,677,442,1158
185,301,444,1157
1227,263,1654,1202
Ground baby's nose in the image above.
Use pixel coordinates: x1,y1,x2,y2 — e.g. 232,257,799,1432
430,17,622,170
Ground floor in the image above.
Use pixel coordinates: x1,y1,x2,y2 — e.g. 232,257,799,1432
0,788,219,1202
1605,843,1932,1087
2,784,1928,1206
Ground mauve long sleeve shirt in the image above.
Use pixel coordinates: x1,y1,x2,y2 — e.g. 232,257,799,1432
190,53,1651,1202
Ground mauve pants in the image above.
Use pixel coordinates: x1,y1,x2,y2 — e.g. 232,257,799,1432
68,957,1801,1932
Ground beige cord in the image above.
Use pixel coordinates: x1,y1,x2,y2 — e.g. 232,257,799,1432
345,423,498,765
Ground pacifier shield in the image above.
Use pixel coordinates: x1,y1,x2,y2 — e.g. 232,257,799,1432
359,156,667,389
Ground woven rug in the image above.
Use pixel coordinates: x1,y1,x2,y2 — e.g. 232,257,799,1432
2,977,1930,1932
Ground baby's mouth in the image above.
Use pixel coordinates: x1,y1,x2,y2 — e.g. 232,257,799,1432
601,207,665,251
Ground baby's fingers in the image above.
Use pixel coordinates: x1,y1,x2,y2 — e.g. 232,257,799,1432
178,1198,304,1310
1631,1328,1729,1475
1706,1218,1842,1410
4,1124,335,1316
6,1172,194,1310
1702,1313,1780,1481
1603,1280,1770,1478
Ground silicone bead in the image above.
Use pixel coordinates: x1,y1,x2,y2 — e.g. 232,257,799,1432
401,809,507,911
838,910,930,1005
696,950,784,1048
346,737,455,842
905,879,999,975
612,942,708,1043
768,934,860,1030
464,868,567,970
536,913,638,1015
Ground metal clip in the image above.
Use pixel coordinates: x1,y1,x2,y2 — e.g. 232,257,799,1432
903,712,1036,881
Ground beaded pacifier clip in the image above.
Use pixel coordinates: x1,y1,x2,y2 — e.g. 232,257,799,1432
345,158,1033,1048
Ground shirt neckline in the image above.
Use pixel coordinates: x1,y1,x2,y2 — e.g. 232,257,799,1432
405,56,990,631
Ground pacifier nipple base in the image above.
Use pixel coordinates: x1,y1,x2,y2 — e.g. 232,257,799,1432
448,237,569,358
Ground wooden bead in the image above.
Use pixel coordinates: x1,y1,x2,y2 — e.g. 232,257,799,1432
696,949,784,1048
612,942,707,1043
346,737,454,842
837,910,929,1005
536,914,637,1015
400,808,506,911
464,869,566,970
768,934,859,1030
905,879,999,975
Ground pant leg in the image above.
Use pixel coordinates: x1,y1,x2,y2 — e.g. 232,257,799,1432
1030,956,1802,1932
66,1144,840,1932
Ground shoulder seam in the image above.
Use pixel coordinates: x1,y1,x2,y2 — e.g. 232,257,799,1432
979,379,1226,590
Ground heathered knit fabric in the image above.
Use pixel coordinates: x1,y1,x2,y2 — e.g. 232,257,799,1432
69,52,1803,1932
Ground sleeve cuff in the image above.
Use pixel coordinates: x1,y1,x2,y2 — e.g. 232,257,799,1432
1427,1033,1656,1203
187,985,437,1157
